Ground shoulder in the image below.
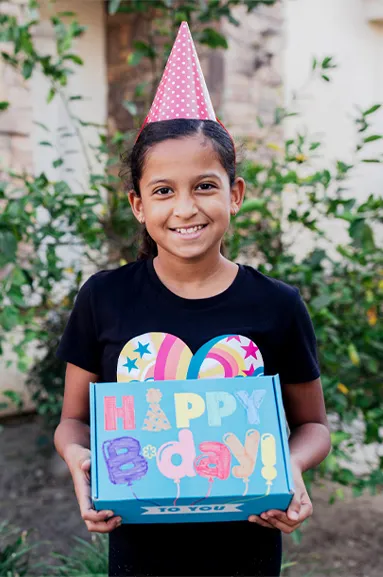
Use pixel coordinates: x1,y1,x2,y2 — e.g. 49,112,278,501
78,260,147,301
240,263,300,306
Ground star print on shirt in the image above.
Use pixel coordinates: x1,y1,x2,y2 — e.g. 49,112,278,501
123,357,138,373
134,341,151,358
241,341,259,360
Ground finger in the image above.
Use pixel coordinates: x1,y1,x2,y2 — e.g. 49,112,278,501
81,458,91,471
262,515,301,534
248,515,277,530
81,459,91,481
85,516,122,533
286,493,302,522
261,510,294,526
295,501,313,523
82,508,115,523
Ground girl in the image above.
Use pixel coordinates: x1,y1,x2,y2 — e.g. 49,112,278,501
54,117,331,577
54,21,331,577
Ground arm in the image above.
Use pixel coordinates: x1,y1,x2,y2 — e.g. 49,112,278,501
54,363,92,462
283,376,331,472
54,362,122,532
249,377,331,531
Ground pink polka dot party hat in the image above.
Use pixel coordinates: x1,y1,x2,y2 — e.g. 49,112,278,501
141,21,217,128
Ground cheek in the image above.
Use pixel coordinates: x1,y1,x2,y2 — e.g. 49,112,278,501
204,196,231,220
143,201,171,228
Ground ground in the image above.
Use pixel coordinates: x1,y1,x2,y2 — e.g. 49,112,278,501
1,414,382,577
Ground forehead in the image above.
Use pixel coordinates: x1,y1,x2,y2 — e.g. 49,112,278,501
141,135,224,181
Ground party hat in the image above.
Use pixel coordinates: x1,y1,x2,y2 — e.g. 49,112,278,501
141,21,217,128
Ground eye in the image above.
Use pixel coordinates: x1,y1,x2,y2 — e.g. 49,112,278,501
154,187,173,196
196,182,216,191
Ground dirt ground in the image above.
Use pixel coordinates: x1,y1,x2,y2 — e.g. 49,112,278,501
1,414,382,577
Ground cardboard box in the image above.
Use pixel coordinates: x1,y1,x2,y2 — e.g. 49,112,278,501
90,374,294,523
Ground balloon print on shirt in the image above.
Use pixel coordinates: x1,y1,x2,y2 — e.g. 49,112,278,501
116,332,264,383
111,332,266,504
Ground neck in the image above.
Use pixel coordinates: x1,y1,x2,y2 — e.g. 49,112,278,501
154,247,230,289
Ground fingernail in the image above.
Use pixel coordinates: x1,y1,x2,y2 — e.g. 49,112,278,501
290,511,299,520
106,511,114,517
261,513,268,520
249,516,256,522
116,517,122,525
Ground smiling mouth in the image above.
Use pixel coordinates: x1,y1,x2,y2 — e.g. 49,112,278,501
170,224,208,235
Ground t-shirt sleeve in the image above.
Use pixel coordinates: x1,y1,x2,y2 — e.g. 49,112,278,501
277,288,321,385
56,275,101,375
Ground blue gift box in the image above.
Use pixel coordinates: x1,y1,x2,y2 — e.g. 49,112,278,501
90,374,294,524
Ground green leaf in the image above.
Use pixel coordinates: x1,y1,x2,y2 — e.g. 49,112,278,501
363,135,382,143
39,141,52,147
363,104,381,116
349,219,375,251
238,198,267,214
0,231,17,263
199,28,228,49
47,87,56,103
109,0,122,14
132,40,156,60
22,59,34,79
33,121,49,131
310,293,333,310
322,74,330,82
3,389,24,410
127,51,143,67
0,101,10,111
69,95,83,100
63,53,84,65
123,100,138,116
53,158,64,168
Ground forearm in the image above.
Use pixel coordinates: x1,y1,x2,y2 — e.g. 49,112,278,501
54,418,90,466
288,422,331,472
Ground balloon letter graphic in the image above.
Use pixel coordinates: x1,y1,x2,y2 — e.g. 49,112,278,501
205,392,237,427
156,429,196,482
261,433,277,484
235,390,266,425
174,393,205,428
102,437,148,485
223,429,260,481
104,396,136,431
194,441,231,480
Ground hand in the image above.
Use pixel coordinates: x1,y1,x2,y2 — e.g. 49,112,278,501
65,444,122,533
248,462,313,533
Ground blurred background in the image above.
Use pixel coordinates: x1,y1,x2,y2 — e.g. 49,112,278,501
0,1,382,576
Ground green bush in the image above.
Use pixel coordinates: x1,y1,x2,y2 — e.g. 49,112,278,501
0,1,382,497
47,535,108,577
0,521,37,577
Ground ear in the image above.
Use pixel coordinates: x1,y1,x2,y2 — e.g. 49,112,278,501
230,177,246,216
128,189,145,224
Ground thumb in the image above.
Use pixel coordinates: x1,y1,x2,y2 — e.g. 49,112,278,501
287,491,301,521
81,458,91,472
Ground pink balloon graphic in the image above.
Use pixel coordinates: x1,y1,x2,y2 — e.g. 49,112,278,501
156,429,197,505
156,429,196,483
194,441,231,481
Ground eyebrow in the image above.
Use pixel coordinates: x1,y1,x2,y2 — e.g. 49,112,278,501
147,173,223,186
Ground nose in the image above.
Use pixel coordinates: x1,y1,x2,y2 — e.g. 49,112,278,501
173,193,198,220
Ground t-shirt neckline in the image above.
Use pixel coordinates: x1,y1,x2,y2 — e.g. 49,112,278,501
146,257,244,310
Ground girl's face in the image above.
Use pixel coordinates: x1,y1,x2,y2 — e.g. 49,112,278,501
129,134,245,261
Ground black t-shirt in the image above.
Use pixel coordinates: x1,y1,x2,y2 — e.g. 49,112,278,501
56,258,320,576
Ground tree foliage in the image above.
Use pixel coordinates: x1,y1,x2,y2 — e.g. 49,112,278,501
0,1,382,499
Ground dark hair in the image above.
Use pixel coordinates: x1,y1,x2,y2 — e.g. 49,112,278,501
121,119,236,259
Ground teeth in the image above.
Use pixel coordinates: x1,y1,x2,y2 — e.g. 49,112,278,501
175,225,204,235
